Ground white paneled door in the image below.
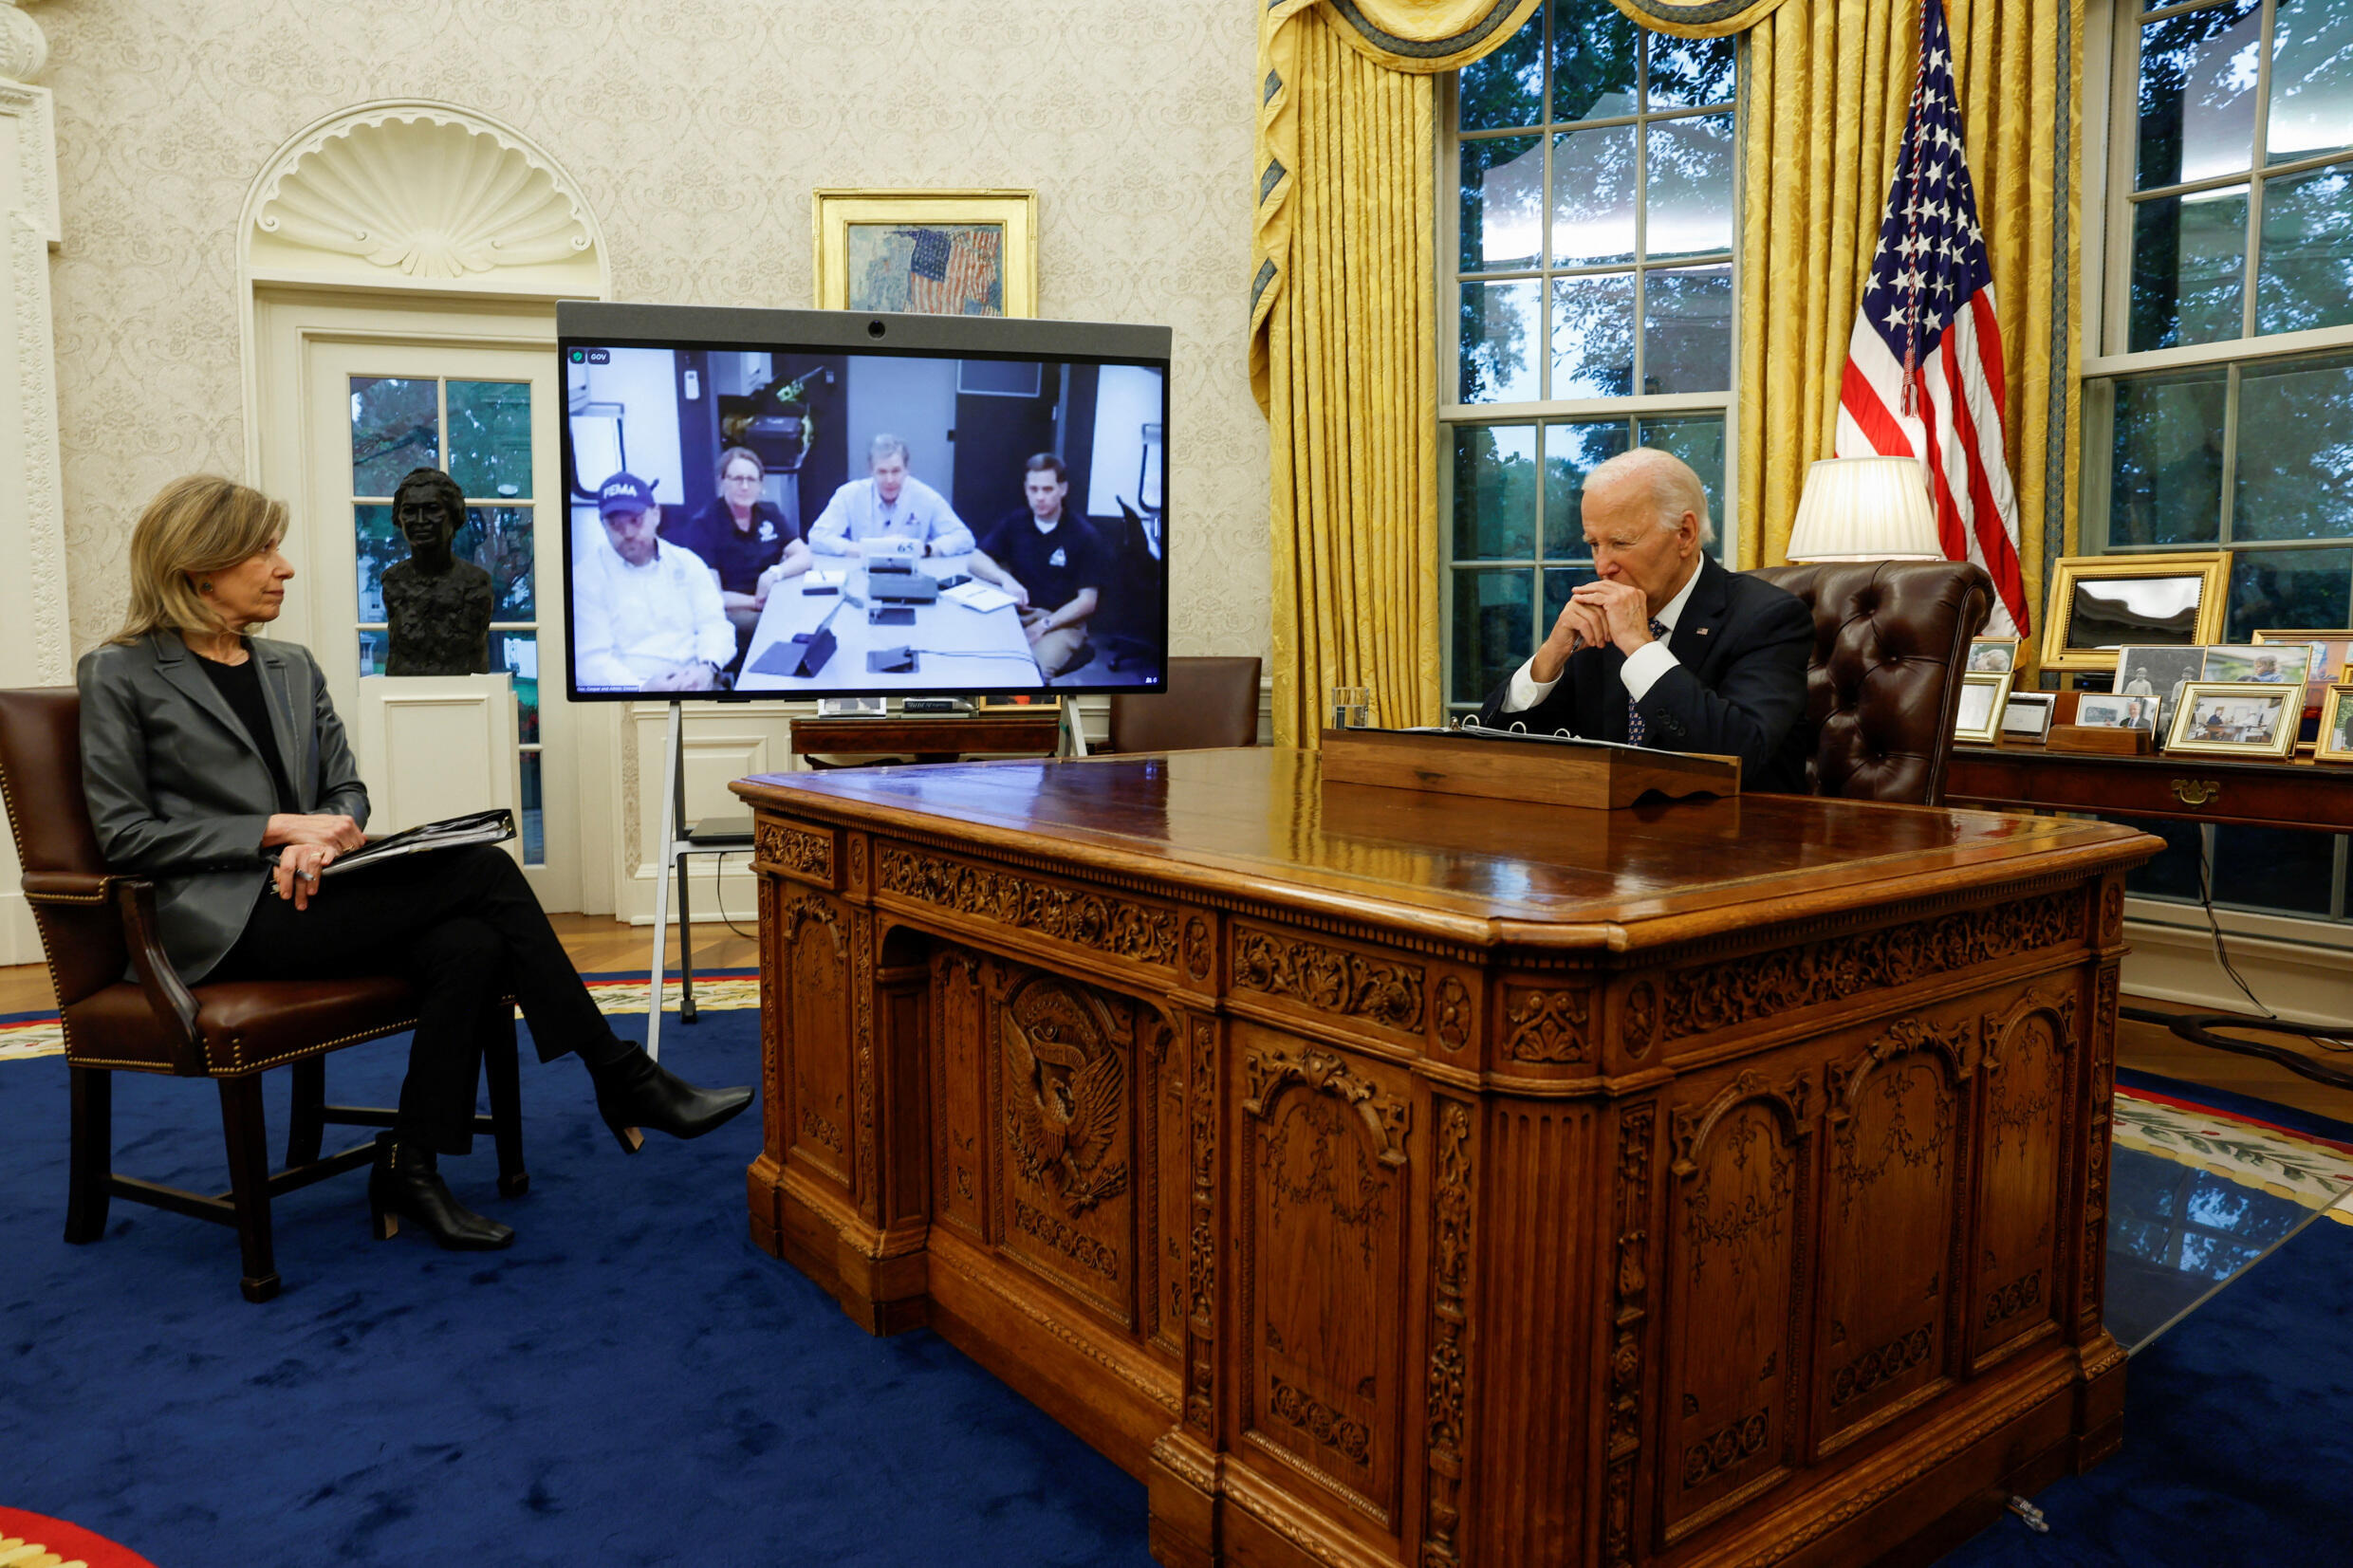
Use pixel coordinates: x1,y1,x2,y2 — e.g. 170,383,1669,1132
305,340,581,912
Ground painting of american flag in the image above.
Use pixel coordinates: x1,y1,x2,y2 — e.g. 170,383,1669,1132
1833,0,2030,636
847,223,1005,316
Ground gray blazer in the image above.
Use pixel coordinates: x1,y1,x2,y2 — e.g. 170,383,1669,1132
78,631,369,983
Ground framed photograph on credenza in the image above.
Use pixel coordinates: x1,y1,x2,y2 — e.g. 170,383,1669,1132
1967,636,2021,673
2108,644,2204,739
2251,629,2353,721
2039,552,2230,674
2165,682,2301,760
2319,687,2353,764
2000,691,2054,742
1954,671,2010,744
2076,692,2158,735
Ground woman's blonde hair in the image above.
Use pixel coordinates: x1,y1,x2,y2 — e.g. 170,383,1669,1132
109,475,288,644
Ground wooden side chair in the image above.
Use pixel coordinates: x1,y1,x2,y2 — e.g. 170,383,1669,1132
1748,560,1995,806
1107,656,1263,752
0,686,526,1302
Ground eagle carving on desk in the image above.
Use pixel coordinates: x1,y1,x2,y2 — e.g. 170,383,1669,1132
1005,1014,1129,1216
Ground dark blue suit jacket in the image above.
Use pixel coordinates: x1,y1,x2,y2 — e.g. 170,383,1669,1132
1474,556,1813,793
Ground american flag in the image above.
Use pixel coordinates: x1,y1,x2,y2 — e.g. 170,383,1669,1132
1834,0,2029,636
908,227,1003,316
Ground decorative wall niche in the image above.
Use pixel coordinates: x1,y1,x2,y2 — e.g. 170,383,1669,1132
242,101,606,293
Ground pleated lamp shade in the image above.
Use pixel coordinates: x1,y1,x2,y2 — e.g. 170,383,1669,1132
1785,456,1943,563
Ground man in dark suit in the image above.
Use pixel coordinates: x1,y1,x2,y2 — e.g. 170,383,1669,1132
1476,448,1812,793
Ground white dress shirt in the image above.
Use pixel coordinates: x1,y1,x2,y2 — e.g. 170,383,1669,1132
1501,562,1705,714
805,475,976,557
572,536,734,690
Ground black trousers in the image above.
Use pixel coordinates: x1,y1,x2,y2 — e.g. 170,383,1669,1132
211,844,626,1153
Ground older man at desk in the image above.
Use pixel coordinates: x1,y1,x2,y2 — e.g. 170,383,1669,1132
806,434,975,559
572,472,736,692
1476,447,1812,792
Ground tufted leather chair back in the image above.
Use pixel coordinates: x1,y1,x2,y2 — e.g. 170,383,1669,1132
1747,561,1994,805
0,687,126,1009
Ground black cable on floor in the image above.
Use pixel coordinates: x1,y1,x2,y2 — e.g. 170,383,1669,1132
2110,832,2353,1091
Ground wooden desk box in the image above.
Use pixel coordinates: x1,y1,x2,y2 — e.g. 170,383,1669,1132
736,750,2157,1568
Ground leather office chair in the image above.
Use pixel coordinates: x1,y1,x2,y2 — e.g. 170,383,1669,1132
0,687,526,1302
1746,560,1994,806
1107,656,1262,752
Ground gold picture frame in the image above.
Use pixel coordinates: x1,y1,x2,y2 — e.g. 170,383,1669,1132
2319,686,2353,764
2039,551,2230,674
1965,636,2021,674
2251,628,2353,715
812,189,1038,318
2164,681,2301,759
1953,671,2011,744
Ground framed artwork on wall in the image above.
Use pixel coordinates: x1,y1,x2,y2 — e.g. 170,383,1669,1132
812,189,1038,319
2038,552,2230,675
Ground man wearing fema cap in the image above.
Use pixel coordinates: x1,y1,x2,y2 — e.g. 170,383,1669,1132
572,472,736,692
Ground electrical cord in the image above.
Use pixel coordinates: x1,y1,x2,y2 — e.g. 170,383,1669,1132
2114,829,2353,1090
706,850,757,941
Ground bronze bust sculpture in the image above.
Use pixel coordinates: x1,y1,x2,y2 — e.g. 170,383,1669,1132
381,468,495,676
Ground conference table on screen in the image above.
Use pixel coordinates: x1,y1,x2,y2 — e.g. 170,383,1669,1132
732,552,1045,694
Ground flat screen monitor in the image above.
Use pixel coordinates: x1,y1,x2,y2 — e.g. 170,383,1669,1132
556,301,1171,702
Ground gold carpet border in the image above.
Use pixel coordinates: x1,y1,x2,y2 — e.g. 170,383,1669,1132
0,976,764,1064
2113,1091,2353,1227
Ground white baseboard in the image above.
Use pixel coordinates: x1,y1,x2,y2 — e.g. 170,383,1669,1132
0,887,37,970
2121,905,2353,1026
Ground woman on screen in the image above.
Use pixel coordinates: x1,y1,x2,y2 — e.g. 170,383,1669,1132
659,446,810,643
77,477,751,1255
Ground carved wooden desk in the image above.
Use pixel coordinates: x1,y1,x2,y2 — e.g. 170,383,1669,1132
734,750,2157,1568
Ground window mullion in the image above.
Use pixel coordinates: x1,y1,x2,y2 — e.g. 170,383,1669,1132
2218,361,2242,543
2242,0,2278,342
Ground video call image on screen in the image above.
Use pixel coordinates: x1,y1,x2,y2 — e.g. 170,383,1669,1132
562,342,1167,698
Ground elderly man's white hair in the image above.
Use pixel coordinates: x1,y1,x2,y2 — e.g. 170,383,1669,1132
1585,447,1716,549
868,434,911,465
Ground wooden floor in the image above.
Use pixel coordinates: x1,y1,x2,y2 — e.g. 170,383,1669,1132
5,917,2349,1129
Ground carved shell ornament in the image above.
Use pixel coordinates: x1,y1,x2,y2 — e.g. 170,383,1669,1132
256,113,593,279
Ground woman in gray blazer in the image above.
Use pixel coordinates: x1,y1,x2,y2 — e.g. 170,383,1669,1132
80,476,751,1252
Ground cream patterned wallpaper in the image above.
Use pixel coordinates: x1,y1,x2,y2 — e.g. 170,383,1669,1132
44,0,1269,658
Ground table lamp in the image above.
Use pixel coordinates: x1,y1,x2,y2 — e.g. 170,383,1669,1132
1785,455,1943,563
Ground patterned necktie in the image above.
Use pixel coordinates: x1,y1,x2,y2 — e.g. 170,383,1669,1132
1624,618,1670,747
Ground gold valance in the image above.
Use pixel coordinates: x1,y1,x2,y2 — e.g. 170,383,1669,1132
1602,0,1800,38
1251,0,1540,407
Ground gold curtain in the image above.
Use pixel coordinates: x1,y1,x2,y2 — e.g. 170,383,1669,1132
1252,0,2079,743
1252,0,1540,747
1681,0,2082,624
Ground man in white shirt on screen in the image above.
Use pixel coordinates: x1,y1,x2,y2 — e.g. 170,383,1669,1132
572,472,736,692
805,434,976,558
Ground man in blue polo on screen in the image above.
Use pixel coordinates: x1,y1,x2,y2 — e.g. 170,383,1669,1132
805,434,975,558
572,472,735,692
968,453,1102,678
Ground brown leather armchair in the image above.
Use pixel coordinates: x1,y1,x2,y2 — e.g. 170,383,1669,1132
1107,656,1263,752
1746,561,1995,805
0,686,525,1302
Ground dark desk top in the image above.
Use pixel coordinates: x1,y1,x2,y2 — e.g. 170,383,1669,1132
736,748,2155,952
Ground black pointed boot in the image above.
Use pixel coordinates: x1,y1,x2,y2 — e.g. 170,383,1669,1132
368,1133,515,1250
586,1047,753,1153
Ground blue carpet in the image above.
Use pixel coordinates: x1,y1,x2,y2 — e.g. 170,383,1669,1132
1936,1215,2353,1565
0,1003,1152,1568
5,999,2346,1566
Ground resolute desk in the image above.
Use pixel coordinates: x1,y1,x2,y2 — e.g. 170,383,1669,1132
733,750,2157,1568
733,553,1044,693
